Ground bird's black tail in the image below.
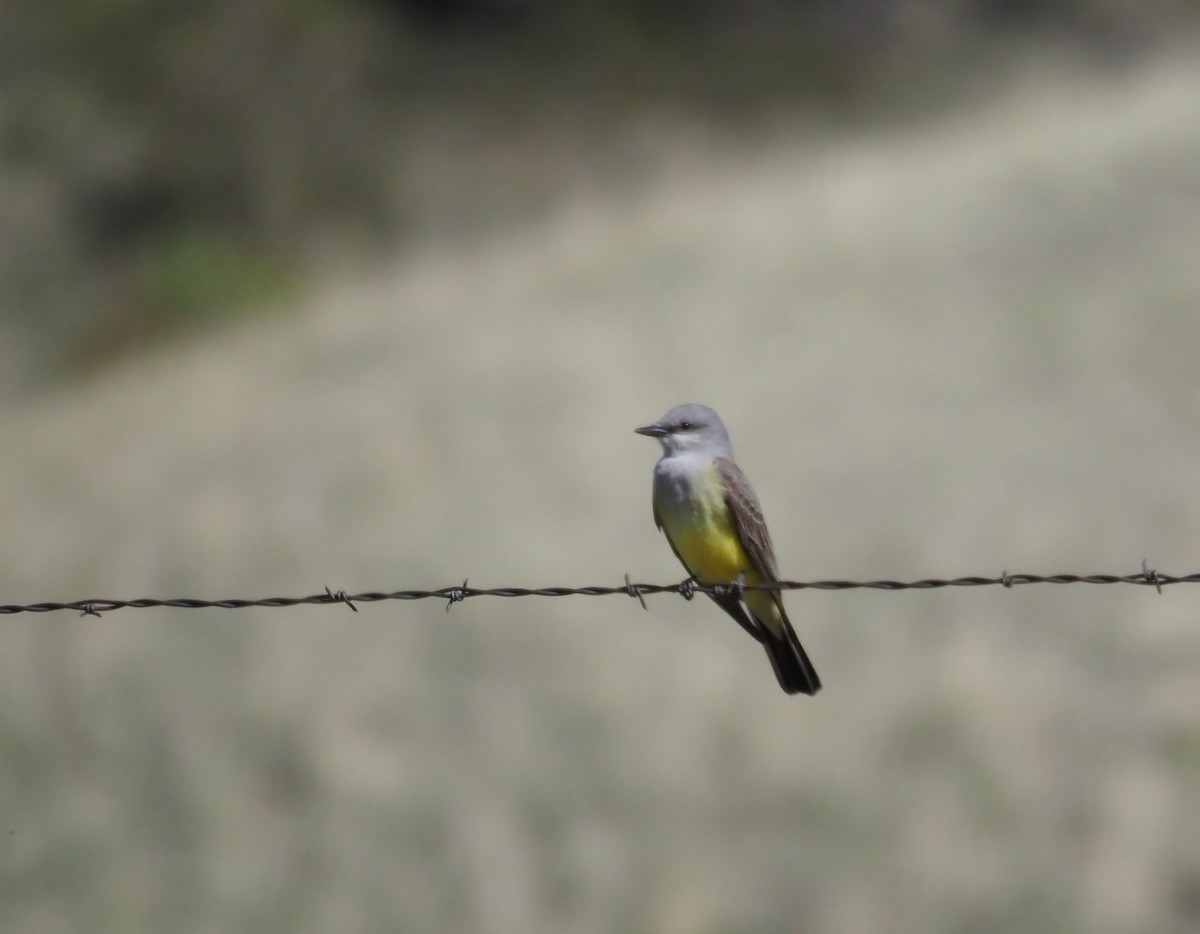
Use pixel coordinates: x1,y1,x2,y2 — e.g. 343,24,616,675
762,615,821,696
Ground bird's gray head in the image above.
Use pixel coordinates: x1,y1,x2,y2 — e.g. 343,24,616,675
635,403,734,458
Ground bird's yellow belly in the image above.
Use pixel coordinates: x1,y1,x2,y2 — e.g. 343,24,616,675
664,513,757,585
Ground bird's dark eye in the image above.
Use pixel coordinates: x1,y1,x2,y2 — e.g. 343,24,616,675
679,421,692,431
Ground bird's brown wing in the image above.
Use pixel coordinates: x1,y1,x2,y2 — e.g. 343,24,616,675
715,457,785,616
653,496,764,644
717,457,822,695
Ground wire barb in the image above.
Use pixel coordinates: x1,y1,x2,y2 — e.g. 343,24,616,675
1142,558,1163,595
624,574,648,610
325,586,358,612
445,579,469,612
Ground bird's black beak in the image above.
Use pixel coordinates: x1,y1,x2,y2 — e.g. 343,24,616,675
634,424,666,438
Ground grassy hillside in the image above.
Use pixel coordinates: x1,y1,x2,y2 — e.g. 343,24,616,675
2,45,1200,933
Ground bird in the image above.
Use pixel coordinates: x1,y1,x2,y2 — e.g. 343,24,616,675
635,403,821,696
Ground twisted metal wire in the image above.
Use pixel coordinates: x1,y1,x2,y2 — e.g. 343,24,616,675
1,563,1193,617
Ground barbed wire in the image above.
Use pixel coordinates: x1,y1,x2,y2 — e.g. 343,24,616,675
0,561,1193,617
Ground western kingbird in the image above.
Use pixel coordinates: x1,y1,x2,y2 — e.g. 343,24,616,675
636,403,821,696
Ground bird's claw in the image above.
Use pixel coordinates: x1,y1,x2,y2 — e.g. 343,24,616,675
712,572,746,601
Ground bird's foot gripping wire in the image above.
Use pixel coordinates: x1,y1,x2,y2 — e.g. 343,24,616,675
710,572,746,602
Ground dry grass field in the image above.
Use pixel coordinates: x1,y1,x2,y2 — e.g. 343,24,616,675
2,45,1200,934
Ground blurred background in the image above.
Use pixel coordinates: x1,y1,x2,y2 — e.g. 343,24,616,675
2,1,1200,931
